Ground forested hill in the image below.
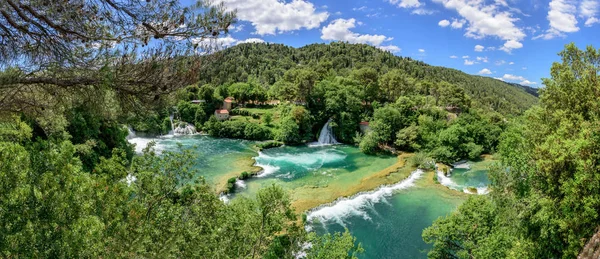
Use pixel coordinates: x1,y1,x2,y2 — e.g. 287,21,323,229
199,42,538,114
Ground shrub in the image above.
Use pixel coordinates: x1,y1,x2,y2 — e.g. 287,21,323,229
409,152,435,170
256,140,284,151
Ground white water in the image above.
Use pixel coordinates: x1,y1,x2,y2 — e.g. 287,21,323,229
173,123,197,135
311,118,340,146
169,114,175,134
436,170,488,195
235,179,247,189
306,169,424,227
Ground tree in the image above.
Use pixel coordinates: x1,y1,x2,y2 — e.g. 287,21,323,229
0,0,235,122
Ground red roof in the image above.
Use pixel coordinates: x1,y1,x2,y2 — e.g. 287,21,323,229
215,109,229,114
224,97,234,103
359,121,370,125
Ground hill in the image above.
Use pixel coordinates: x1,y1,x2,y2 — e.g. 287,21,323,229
199,42,538,115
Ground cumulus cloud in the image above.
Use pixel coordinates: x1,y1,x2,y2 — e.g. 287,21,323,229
474,45,485,52
450,55,458,58
502,74,537,85
476,56,489,62
432,0,526,49
418,49,425,52
464,59,477,65
192,36,265,51
321,18,400,50
580,0,600,26
534,0,579,39
509,61,515,65
353,6,368,11
379,45,402,53
451,18,466,28
520,80,537,85
500,39,523,53
214,0,329,35
236,38,266,44
389,0,423,8
462,55,470,58
478,68,492,74
495,60,506,65
438,19,451,27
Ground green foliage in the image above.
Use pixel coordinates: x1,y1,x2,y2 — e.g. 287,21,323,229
305,230,364,259
256,140,284,151
409,152,435,170
205,117,273,141
263,111,273,126
198,42,537,115
423,44,600,259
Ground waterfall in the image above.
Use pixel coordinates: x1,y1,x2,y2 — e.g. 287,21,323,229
126,126,136,140
173,122,197,135
169,114,175,135
316,118,340,145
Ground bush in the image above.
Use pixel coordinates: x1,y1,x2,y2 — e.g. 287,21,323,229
256,140,284,151
359,133,379,154
225,177,237,194
409,152,435,170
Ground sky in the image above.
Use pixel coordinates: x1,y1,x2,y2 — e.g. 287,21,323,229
201,0,600,88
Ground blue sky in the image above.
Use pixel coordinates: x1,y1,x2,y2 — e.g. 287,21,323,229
205,0,600,88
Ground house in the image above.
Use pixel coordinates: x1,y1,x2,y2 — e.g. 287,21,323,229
215,109,230,120
359,121,371,133
223,97,234,111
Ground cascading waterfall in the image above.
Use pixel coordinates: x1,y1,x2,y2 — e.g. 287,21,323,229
316,118,340,145
169,114,175,135
173,122,197,135
126,126,136,140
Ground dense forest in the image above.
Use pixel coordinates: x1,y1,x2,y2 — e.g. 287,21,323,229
199,42,538,114
423,44,600,258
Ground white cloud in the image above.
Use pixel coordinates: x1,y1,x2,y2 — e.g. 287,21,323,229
192,36,265,51
418,48,425,52
462,55,470,58
450,55,458,58
520,80,537,85
378,45,402,53
478,68,492,74
502,74,537,85
509,61,515,65
353,6,368,11
214,0,329,35
474,44,485,52
236,38,266,44
522,66,527,70
412,8,437,15
476,56,489,62
438,19,451,27
464,59,477,65
432,0,526,49
500,39,523,53
580,0,600,26
451,18,466,28
230,24,245,33
495,60,506,65
494,77,505,81
535,0,579,39
389,0,422,8
321,18,399,50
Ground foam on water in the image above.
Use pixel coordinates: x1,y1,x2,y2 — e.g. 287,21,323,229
255,149,347,171
437,170,489,195
306,169,424,227
235,179,247,189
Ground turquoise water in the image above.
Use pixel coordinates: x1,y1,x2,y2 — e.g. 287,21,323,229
307,173,465,259
128,135,258,184
128,135,487,258
437,162,492,194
